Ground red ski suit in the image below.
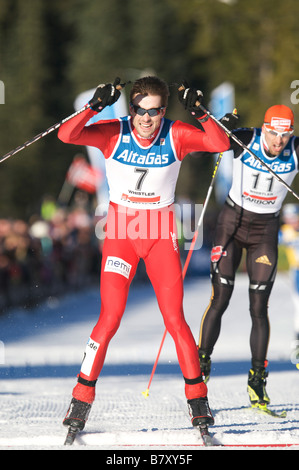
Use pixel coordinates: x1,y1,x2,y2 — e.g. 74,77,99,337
58,107,230,401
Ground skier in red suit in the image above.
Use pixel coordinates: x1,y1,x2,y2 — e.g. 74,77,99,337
58,76,230,434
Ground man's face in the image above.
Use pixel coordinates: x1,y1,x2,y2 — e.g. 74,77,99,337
262,125,292,156
130,93,166,139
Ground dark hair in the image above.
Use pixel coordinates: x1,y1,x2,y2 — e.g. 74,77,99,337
130,76,170,107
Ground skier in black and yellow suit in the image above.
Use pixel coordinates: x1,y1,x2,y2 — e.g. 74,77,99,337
198,104,299,411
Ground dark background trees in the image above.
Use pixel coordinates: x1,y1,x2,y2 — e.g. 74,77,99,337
0,0,299,218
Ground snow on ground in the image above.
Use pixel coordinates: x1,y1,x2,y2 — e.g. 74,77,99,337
0,272,298,451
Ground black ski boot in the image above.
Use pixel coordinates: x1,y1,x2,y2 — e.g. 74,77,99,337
63,397,92,431
187,397,214,427
63,397,92,445
198,349,211,383
247,362,270,407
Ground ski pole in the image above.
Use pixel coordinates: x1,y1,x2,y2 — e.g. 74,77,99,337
0,104,91,164
198,103,299,202
142,149,225,398
0,80,126,165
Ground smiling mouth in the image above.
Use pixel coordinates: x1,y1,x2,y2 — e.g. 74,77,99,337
139,123,153,134
137,123,156,139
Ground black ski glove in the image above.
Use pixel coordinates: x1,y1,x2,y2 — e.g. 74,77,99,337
178,81,206,119
89,77,121,111
220,111,239,132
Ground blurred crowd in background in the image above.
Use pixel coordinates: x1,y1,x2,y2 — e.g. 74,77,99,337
0,196,102,312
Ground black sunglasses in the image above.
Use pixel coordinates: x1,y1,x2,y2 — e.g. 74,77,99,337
130,104,165,117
